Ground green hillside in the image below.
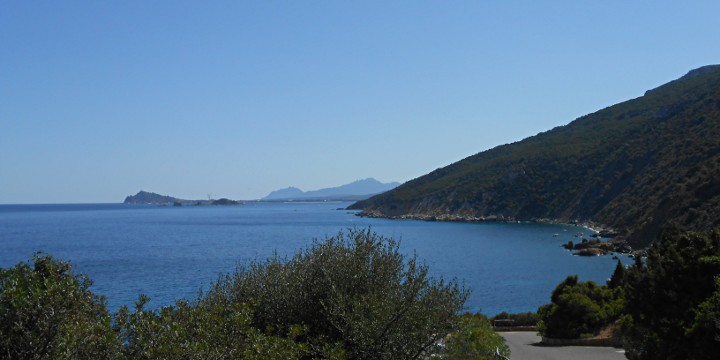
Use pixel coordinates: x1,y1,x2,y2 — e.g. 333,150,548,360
350,65,720,247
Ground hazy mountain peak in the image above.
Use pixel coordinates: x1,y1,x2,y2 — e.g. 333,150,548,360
263,187,304,200
263,178,400,201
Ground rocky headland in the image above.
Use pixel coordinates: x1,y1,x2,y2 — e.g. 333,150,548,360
350,65,720,249
123,191,241,206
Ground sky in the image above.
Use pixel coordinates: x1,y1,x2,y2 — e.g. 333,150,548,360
2,1,719,203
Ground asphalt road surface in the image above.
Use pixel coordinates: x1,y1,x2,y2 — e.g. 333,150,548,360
500,332,627,360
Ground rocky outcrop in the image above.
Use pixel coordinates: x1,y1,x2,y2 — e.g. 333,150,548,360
210,198,240,206
564,237,632,256
124,191,179,204
123,191,241,206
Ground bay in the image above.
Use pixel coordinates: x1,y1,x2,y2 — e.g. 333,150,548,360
0,202,629,316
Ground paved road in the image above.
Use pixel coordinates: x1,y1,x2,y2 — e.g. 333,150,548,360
500,332,627,360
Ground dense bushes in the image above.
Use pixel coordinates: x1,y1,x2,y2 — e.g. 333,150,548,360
0,228,480,359
0,253,120,359
537,275,624,339
538,228,720,359
443,314,509,360
621,229,720,360
202,227,469,359
113,296,306,359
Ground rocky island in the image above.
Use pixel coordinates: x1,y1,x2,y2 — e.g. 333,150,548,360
123,191,240,206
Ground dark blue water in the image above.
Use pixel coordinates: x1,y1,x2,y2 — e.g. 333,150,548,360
0,202,629,316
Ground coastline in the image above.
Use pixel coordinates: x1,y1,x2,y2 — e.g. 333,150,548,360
354,210,635,255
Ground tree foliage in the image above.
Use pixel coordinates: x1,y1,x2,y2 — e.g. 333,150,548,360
204,227,469,359
113,295,307,360
537,275,624,339
0,229,478,359
607,260,627,289
444,314,509,360
0,253,120,359
621,229,720,360
538,228,720,357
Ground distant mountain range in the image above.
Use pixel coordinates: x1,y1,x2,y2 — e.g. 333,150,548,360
262,178,400,201
351,65,720,248
123,178,399,205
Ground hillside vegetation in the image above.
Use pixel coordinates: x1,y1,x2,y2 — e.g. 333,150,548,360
351,65,720,247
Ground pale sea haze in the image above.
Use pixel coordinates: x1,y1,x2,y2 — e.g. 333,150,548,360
0,202,629,316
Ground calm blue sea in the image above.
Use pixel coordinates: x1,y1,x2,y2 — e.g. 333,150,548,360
0,202,629,316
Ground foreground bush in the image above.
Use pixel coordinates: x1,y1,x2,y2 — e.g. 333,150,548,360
203,227,469,359
444,314,509,360
0,253,120,359
0,229,476,359
537,275,624,339
114,295,307,359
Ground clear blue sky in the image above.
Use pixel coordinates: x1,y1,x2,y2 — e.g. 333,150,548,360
2,1,719,203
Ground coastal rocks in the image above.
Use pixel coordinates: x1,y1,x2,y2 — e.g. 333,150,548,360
355,210,516,223
567,238,631,256
594,230,620,238
574,247,607,256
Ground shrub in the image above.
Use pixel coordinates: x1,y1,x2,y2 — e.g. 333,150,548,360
114,295,308,360
444,313,509,360
204,227,469,359
621,229,720,360
686,276,720,357
0,253,120,359
0,229,476,359
537,275,623,339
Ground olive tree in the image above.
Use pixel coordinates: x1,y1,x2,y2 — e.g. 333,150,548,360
203,227,469,359
444,314,510,360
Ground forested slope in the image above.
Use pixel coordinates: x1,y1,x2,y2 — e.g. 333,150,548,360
351,65,720,247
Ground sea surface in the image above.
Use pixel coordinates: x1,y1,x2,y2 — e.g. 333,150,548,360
0,202,630,316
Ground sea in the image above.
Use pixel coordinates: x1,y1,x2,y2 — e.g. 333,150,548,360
0,202,630,316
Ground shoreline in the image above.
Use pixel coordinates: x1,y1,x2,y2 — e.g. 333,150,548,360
355,210,613,231
355,210,635,255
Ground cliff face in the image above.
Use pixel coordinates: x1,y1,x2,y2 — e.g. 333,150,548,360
351,66,720,247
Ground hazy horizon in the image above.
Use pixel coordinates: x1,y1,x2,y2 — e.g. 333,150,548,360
3,1,720,204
